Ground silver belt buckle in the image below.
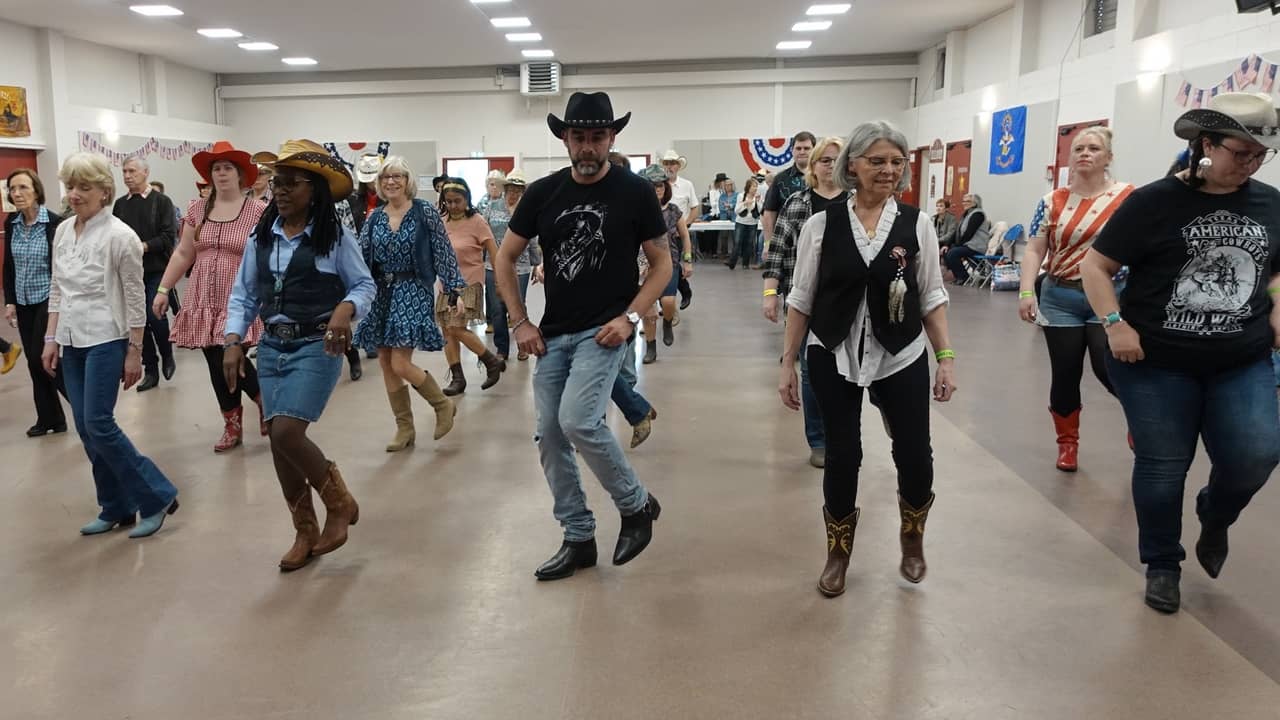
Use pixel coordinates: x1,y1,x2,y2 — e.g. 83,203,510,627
277,325,295,340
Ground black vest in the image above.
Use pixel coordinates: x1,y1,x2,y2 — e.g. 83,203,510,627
809,203,923,355
255,239,347,324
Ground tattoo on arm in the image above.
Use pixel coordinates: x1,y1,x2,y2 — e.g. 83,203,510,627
651,235,670,252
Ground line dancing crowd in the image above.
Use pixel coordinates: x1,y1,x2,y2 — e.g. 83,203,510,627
2,89,1278,614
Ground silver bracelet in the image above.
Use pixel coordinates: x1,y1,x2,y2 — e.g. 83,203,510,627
511,317,530,332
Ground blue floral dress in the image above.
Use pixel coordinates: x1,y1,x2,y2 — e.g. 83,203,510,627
354,203,465,352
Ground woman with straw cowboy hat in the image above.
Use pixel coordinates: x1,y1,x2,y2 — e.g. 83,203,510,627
224,139,376,571
1083,92,1280,614
153,140,269,453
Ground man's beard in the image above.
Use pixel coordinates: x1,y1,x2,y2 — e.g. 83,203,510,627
572,152,604,176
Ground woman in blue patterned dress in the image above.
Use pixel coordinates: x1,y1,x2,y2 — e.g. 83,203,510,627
353,156,467,451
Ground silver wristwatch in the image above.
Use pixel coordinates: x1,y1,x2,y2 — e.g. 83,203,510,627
625,311,641,325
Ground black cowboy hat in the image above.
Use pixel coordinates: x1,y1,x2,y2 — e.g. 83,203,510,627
547,91,631,139
714,172,730,183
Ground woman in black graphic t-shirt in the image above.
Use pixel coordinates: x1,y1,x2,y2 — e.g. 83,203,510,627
1082,92,1280,616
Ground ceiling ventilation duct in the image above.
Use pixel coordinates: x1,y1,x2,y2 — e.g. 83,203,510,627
520,61,562,96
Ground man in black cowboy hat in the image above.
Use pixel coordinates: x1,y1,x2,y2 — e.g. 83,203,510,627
494,91,672,581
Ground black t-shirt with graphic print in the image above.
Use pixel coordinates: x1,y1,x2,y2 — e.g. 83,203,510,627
509,165,669,338
763,165,806,214
1092,175,1280,373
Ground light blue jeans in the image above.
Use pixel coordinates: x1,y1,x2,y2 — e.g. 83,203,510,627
534,326,648,541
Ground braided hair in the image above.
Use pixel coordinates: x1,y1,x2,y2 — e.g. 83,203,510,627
252,168,344,257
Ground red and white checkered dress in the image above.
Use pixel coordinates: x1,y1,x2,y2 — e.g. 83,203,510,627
170,197,267,348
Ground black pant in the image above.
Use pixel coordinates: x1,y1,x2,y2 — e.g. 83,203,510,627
807,346,934,517
142,272,173,374
15,301,67,427
1043,325,1115,416
201,346,261,413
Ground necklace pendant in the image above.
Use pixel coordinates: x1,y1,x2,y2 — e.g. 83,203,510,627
274,277,284,293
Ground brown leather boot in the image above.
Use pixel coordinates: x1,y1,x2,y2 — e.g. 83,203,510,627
311,462,359,556
385,386,416,452
479,350,504,390
443,363,466,396
818,506,859,597
898,493,934,583
279,488,319,571
413,372,456,440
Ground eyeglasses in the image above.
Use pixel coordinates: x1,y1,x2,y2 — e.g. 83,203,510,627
269,177,312,193
859,155,909,170
813,157,838,166
381,173,408,183
1215,142,1278,166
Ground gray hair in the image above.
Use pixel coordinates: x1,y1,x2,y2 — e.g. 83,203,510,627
375,155,418,201
834,121,912,194
122,156,149,172
967,193,983,208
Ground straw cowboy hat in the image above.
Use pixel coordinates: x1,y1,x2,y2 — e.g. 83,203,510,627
1175,92,1280,150
503,169,528,187
659,150,687,171
254,139,354,197
547,91,631,139
355,153,383,183
192,140,257,187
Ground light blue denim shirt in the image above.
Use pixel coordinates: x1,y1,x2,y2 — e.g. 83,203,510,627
225,216,376,339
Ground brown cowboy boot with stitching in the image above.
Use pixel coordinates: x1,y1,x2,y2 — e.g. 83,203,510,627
899,493,935,583
385,386,416,452
818,506,859,597
312,462,360,555
279,488,319,571
443,363,466,396
479,350,504,390
413,372,456,440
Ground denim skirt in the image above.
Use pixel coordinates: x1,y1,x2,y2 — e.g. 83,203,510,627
257,337,342,423
662,265,680,298
1037,277,1125,327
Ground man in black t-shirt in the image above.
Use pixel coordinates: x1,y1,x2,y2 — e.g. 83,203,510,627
761,131,816,253
495,92,673,581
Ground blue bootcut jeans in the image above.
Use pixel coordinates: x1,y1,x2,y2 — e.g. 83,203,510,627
485,268,531,358
534,326,649,542
62,339,178,521
610,334,652,425
1107,354,1280,576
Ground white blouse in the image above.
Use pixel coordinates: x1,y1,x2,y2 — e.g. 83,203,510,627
788,195,948,386
48,207,147,348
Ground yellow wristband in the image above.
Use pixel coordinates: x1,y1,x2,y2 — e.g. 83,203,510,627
935,349,956,361
1268,286,1280,297
1018,290,1034,298
763,289,778,297
157,286,170,295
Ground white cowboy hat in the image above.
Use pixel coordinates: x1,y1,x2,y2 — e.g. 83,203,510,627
1175,92,1280,150
659,150,687,170
355,153,383,183
503,169,528,187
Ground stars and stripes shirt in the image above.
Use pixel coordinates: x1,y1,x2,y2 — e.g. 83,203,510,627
1030,181,1135,281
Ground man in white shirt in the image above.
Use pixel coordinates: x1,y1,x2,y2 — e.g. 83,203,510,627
660,150,698,307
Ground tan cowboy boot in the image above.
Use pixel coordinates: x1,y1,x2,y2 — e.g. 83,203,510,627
385,386,416,452
818,506,859,597
413,372,456,440
311,462,359,556
898,493,935,583
279,488,319,572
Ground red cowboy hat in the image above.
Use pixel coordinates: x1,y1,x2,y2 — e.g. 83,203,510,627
192,140,258,188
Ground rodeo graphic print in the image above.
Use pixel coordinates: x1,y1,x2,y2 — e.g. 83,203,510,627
1164,210,1268,336
552,203,609,282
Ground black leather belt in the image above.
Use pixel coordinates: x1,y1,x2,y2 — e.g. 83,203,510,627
378,271,416,285
265,320,328,341
1049,276,1084,291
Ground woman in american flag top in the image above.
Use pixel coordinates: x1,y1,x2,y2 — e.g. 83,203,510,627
1016,126,1134,473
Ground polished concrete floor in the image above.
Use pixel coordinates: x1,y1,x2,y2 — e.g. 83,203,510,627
1,266,1278,719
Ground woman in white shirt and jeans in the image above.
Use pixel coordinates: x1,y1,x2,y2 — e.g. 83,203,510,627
41,153,180,539
729,177,762,269
778,121,956,598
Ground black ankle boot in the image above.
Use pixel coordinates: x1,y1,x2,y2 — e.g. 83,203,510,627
662,319,674,347
535,538,598,580
1145,572,1180,614
643,340,657,364
479,351,504,390
443,363,466,396
1196,524,1229,579
613,494,661,565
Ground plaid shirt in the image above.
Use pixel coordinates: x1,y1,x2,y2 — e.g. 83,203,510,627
762,190,828,297
11,206,52,305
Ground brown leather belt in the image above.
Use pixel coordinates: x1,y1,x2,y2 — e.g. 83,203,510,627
1048,275,1083,291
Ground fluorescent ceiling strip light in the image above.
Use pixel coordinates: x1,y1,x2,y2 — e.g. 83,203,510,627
198,28,242,38
806,4,851,15
776,40,813,50
238,41,278,51
506,32,542,42
282,57,318,66
129,5,183,16
471,0,511,3
792,21,832,31
522,49,555,58
490,16,531,28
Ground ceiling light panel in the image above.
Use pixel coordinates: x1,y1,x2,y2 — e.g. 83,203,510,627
282,57,318,66
522,49,554,58
806,3,851,14
197,28,242,38
792,21,832,31
490,17,531,28
776,40,813,50
129,5,183,16
238,41,278,51
506,32,542,42
470,0,511,3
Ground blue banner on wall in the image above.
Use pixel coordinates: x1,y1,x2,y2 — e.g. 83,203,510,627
989,105,1027,175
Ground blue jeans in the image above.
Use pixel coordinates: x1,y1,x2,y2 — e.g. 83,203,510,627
611,335,651,425
1107,355,1280,575
486,268,530,357
534,327,648,541
800,347,825,450
141,272,173,373
944,246,981,281
728,223,755,268
62,339,178,520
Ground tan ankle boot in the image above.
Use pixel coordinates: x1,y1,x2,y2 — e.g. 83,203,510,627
898,493,934,584
279,489,319,571
818,506,859,597
414,372,456,440
311,462,359,556
385,386,416,452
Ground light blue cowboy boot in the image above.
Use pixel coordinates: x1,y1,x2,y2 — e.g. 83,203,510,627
128,499,180,539
80,514,137,535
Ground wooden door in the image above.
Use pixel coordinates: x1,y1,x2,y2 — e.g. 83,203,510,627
899,147,923,208
0,147,40,284
944,140,972,211
1054,120,1108,188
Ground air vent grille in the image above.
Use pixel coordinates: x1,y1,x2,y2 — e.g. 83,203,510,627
521,61,562,96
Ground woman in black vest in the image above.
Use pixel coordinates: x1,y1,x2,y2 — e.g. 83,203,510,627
224,139,377,572
779,121,957,598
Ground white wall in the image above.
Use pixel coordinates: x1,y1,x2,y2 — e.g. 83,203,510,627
1035,0,1087,72
165,61,218,124
63,36,144,114
962,9,1016,93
